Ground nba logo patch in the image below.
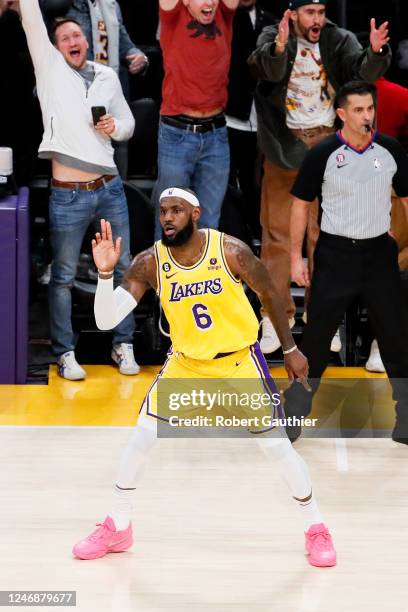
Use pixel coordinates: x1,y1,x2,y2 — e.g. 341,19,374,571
374,158,381,169
336,154,345,163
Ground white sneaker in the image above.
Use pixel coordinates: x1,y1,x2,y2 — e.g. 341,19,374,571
365,340,385,373
330,328,342,352
57,351,86,381
111,343,140,375
303,313,342,352
259,317,295,354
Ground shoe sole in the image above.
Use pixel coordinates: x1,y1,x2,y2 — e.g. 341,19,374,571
111,353,140,375
307,555,337,567
57,370,86,381
72,537,133,560
365,363,385,373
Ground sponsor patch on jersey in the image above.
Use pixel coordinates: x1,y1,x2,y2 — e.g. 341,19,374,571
208,256,221,271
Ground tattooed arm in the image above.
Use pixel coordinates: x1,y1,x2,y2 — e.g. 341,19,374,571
223,234,309,385
122,248,158,301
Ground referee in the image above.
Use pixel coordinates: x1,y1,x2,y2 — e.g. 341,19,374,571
286,80,408,444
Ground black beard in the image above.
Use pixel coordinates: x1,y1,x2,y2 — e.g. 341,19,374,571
161,216,194,247
304,29,321,43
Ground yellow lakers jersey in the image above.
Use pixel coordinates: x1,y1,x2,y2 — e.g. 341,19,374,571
154,229,259,360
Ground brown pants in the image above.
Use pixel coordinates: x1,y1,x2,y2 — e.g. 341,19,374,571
260,128,334,319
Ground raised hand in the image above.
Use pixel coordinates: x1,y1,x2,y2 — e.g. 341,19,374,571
92,219,121,273
277,9,291,47
369,18,390,53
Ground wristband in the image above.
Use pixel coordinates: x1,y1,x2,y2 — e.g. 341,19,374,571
98,269,114,278
275,35,286,48
283,345,297,355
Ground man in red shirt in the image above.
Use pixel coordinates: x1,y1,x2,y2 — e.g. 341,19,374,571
153,0,239,237
376,77,408,152
365,77,408,372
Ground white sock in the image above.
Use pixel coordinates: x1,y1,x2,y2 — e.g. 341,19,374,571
257,432,323,531
110,484,134,531
110,424,157,530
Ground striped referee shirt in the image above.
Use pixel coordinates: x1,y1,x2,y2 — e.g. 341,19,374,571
291,131,408,239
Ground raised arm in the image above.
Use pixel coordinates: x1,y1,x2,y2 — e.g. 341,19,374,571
92,220,157,330
337,19,391,83
248,21,289,83
19,0,56,72
223,235,309,385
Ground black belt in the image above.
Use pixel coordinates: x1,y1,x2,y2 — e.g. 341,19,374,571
319,231,389,247
161,114,226,133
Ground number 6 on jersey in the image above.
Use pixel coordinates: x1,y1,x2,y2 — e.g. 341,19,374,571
192,303,213,330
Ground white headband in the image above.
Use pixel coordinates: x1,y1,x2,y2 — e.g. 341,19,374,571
159,187,200,208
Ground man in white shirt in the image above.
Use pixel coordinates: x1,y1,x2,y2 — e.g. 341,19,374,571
20,0,139,380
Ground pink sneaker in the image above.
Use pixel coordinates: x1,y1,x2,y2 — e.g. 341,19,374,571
305,523,337,567
72,516,133,560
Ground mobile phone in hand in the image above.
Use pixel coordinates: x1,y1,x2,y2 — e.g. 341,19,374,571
91,106,107,126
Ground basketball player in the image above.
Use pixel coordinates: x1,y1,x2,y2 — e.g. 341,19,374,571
72,187,336,567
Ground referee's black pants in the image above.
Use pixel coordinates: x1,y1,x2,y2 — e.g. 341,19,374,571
284,231,408,436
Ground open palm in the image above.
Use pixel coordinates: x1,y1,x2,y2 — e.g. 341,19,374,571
92,219,122,272
369,18,389,53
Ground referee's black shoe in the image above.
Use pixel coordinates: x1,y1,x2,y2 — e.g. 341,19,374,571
392,430,408,446
283,380,315,444
286,423,302,444
392,420,408,445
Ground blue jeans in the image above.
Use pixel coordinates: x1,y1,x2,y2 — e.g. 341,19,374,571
48,176,134,356
152,120,230,239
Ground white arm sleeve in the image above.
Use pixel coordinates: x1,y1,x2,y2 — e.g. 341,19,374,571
94,277,137,330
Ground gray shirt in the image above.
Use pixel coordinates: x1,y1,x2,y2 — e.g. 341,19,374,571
291,132,408,239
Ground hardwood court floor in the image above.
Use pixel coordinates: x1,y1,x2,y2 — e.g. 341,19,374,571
0,367,407,612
